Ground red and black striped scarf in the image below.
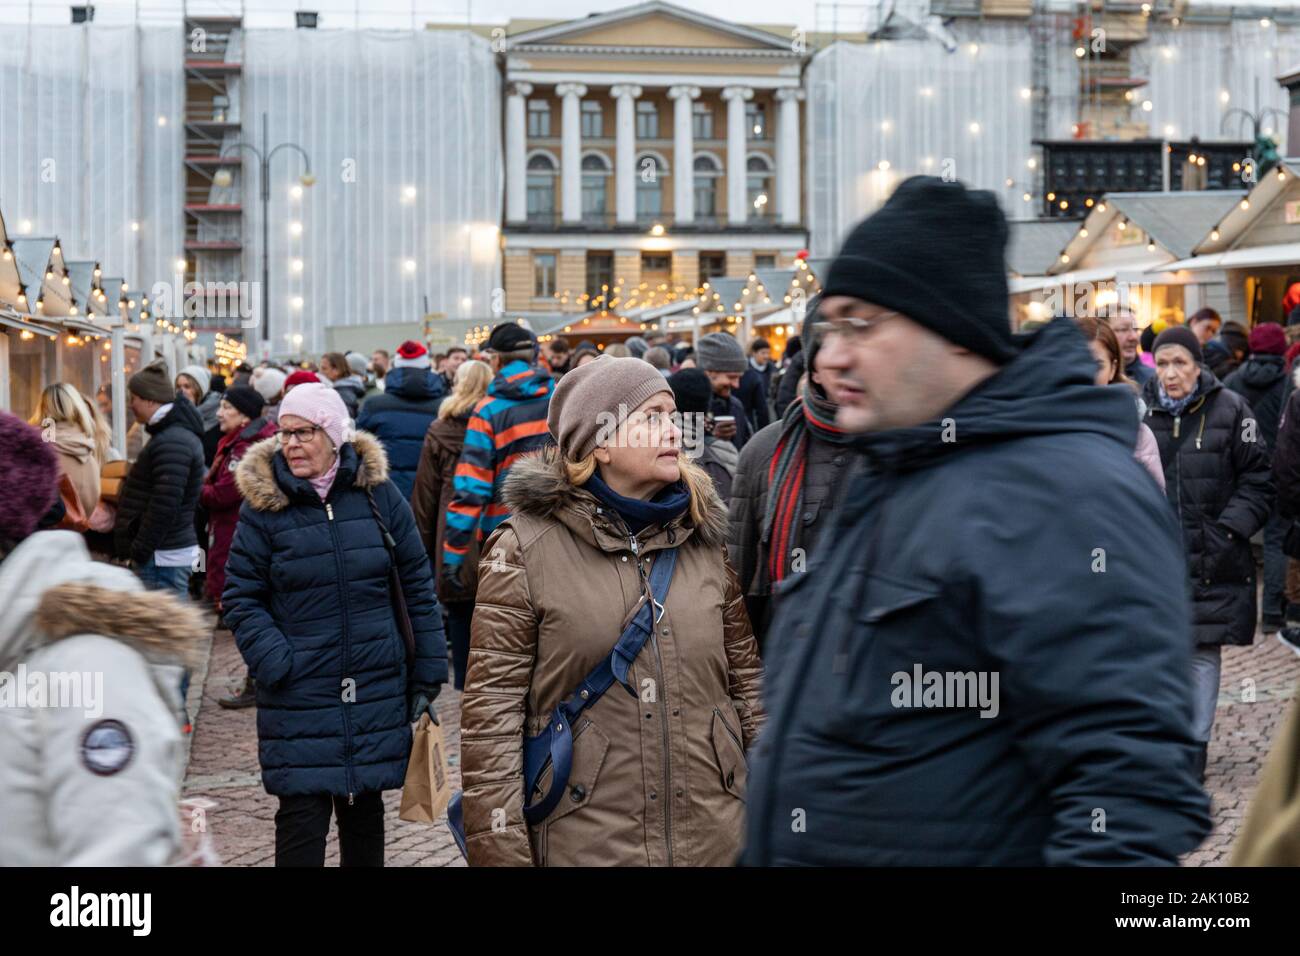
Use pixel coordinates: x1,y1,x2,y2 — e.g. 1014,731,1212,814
762,382,854,585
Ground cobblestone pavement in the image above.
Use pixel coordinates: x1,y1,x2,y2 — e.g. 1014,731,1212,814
186,624,1299,867
183,627,464,867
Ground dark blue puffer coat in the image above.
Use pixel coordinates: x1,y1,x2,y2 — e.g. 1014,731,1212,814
357,367,445,500
223,431,448,798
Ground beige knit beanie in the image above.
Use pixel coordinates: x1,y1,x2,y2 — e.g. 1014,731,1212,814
547,355,672,461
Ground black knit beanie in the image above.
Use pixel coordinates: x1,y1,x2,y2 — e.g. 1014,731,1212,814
222,384,266,420
668,368,712,415
1152,325,1204,366
128,359,176,404
823,176,1016,364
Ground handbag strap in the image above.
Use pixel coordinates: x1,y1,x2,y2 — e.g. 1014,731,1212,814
364,487,416,670
522,547,678,826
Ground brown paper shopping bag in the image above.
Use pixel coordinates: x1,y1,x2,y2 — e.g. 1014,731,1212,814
399,713,453,823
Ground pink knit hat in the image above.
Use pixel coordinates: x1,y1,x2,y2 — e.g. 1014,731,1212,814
0,412,60,544
278,382,351,450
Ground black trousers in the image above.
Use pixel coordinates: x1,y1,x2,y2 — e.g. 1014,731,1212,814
446,600,473,691
275,792,385,867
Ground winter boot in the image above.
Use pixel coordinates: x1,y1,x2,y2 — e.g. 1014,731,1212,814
218,674,257,710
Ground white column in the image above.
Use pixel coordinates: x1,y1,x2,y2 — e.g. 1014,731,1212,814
557,82,588,223
505,81,533,223
722,86,753,225
775,88,803,225
611,84,641,225
669,85,700,225
110,325,125,454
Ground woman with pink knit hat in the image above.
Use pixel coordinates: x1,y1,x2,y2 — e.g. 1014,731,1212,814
222,382,448,866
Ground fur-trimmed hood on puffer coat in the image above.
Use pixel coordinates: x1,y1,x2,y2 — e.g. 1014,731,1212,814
0,530,207,865
223,431,447,798
459,446,764,867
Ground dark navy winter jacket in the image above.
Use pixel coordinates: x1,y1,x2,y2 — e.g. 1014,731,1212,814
356,367,445,500
743,319,1212,866
223,432,447,798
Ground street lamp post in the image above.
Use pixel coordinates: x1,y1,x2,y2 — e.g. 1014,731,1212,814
220,112,314,355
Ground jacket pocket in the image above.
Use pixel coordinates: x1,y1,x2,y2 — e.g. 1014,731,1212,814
1204,521,1253,586
532,717,610,829
711,706,748,800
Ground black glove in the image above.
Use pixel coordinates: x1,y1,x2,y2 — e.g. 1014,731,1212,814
409,683,442,724
440,562,467,597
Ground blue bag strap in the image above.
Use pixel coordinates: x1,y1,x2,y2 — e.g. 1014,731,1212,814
521,548,678,827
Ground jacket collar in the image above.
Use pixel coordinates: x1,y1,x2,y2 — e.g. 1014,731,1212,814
501,445,727,553
235,429,390,512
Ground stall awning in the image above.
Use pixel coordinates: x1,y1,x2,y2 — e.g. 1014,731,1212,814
1010,257,1172,294
1156,243,1300,274
60,318,110,338
0,310,59,338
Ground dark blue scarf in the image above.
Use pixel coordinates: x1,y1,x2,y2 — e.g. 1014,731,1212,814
584,470,690,535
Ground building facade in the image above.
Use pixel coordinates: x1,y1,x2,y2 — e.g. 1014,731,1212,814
498,2,809,322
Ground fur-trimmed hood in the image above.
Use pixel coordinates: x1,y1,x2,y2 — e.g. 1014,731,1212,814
501,445,728,549
235,430,390,512
0,531,207,674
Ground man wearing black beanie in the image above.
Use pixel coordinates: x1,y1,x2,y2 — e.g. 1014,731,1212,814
743,176,1211,867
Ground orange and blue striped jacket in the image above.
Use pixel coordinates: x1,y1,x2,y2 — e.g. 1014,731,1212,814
443,360,554,567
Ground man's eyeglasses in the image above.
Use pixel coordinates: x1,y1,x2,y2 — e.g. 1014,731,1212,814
812,310,901,343
278,425,322,445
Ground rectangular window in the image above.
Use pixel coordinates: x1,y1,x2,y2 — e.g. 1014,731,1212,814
533,253,556,298
526,177,554,218
755,254,776,269
636,179,662,219
693,103,714,140
527,101,551,138
635,102,659,139
586,253,613,299
582,176,607,219
699,252,726,282
746,103,767,140
694,179,717,218
580,101,603,139
642,253,671,273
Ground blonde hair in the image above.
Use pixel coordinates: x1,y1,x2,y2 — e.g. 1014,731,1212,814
563,450,713,530
439,359,492,420
30,383,107,461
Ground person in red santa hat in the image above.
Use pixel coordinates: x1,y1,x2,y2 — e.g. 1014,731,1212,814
355,341,446,500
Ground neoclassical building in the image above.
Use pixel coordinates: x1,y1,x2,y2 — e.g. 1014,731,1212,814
497,1,810,320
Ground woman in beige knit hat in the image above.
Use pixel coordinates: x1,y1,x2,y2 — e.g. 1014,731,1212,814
459,355,764,867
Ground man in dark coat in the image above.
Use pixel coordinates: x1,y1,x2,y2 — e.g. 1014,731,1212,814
356,340,445,500
695,332,751,450
1225,322,1290,630
727,314,860,651
113,360,206,595
742,177,1211,866
736,337,773,434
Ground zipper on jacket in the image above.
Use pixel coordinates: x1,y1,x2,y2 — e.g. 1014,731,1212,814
1173,415,1181,439
323,497,357,799
714,706,748,768
626,526,673,866
1195,413,1207,450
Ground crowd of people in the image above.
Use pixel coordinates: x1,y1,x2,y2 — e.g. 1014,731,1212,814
3,173,1300,867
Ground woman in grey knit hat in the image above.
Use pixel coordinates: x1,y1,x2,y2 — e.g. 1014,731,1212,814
458,355,764,867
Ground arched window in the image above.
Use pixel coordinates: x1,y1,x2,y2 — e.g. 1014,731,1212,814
747,154,773,219
694,153,722,220
526,152,556,220
582,152,611,220
636,153,668,221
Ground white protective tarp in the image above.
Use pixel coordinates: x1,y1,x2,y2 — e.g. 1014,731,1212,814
240,28,502,355
0,25,183,298
1141,19,1297,156
806,19,1077,258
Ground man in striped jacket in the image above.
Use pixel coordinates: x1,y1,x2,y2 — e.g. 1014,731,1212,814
441,323,555,594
